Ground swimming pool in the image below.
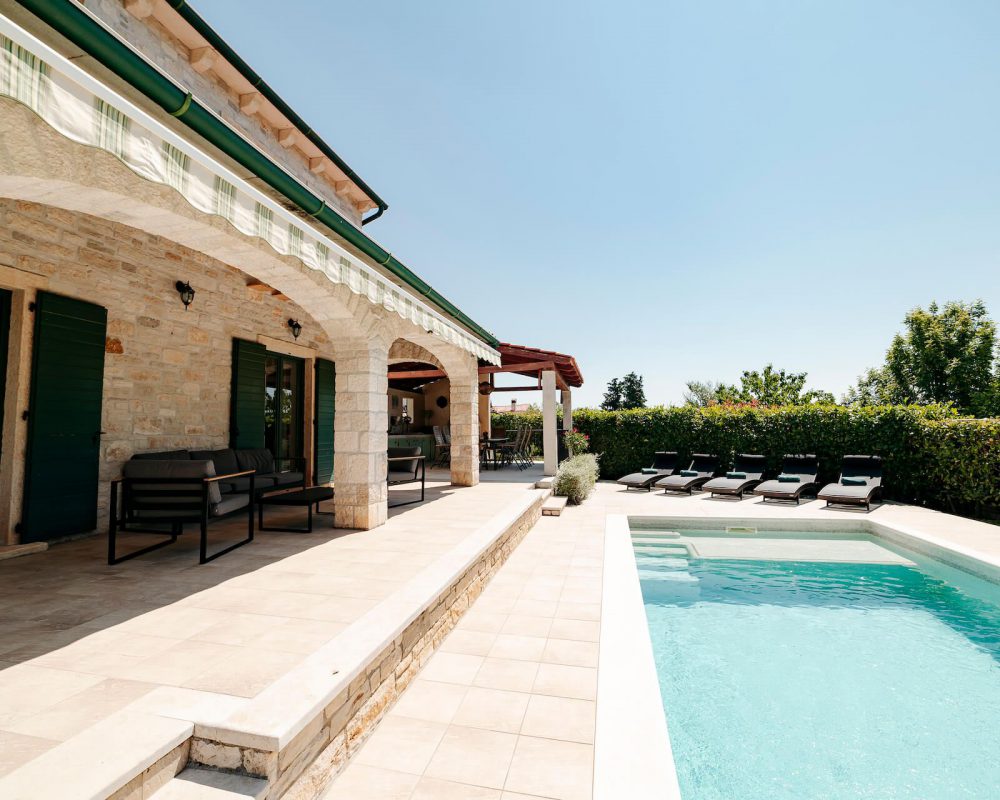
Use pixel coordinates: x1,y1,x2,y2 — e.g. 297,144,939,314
635,529,1000,799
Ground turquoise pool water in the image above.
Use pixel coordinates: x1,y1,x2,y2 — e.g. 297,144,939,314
636,533,1000,799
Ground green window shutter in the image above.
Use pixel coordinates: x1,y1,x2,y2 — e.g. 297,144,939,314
22,292,107,541
314,358,335,485
230,338,266,449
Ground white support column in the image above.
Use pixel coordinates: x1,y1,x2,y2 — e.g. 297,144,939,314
449,359,480,487
333,344,388,529
543,370,558,476
561,388,573,433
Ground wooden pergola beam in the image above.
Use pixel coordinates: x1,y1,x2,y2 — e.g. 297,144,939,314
387,368,447,380
478,360,556,375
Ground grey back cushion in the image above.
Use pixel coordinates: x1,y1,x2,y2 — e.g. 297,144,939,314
191,448,239,476
388,447,421,474
123,459,222,506
236,448,275,475
131,449,190,461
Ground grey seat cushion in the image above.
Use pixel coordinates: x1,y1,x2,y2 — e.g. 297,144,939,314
236,448,275,475
212,493,250,516
222,475,275,494
123,459,222,506
131,449,190,461
191,448,240,476
270,471,304,487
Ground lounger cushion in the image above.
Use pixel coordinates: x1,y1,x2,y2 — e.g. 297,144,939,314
617,471,668,487
726,471,747,479
842,476,867,486
818,483,878,502
777,474,800,482
641,468,659,475
680,469,698,477
704,477,756,494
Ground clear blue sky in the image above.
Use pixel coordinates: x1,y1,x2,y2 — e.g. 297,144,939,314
198,0,1000,407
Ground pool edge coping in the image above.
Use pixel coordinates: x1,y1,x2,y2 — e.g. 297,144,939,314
594,513,682,800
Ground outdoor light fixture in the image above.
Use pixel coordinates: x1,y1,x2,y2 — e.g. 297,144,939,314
175,280,195,310
287,318,302,339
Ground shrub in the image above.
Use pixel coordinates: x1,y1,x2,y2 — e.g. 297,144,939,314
553,454,600,504
492,404,999,517
563,428,590,456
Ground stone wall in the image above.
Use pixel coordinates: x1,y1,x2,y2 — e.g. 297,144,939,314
0,198,336,534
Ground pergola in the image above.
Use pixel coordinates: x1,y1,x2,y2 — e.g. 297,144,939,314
388,342,584,476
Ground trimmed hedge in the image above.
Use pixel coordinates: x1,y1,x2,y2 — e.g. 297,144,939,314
491,405,1000,517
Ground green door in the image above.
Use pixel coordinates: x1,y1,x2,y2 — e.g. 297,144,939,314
314,358,335,485
230,338,267,449
0,289,11,461
22,292,107,541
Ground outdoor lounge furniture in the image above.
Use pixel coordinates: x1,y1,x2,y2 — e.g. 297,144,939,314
703,453,767,498
134,447,304,497
754,454,821,503
617,451,680,491
433,425,451,467
388,447,426,507
655,454,720,494
818,455,883,511
258,486,334,533
108,459,255,565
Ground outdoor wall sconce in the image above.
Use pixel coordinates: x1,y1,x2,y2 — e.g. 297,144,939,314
287,318,302,339
175,281,195,310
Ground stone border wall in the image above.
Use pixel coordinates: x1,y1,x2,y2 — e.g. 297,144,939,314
186,491,546,799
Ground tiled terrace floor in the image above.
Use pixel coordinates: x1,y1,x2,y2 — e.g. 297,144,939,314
0,467,543,779
320,480,1000,800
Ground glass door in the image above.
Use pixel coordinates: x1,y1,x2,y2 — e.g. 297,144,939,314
264,352,304,468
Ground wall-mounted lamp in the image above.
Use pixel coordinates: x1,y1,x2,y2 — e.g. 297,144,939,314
287,318,302,339
175,280,195,310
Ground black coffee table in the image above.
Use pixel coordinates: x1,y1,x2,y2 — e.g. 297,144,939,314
257,486,334,533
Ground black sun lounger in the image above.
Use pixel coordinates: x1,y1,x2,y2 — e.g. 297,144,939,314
617,451,679,491
655,454,720,494
754,454,820,504
703,454,767,499
817,455,883,511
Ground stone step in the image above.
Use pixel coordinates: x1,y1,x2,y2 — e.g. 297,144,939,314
535,477,554,489
542,496,569,516
150,767,267,799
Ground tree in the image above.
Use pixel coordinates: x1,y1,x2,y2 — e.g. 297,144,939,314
683,380,721,407
620,372,647,409
846,300,999,416
716,364,835,406
601,378,622,411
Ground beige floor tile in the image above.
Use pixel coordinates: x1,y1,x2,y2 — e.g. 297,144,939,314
320,763,420,800
520,696,595,744
509,599,558,618
354,716,448,775
181,648,301,697
248,619,347,654
190,613,287,646
410,776,503,799
531,664,597,701
499,615,552,639
452,687,530,734
441,630,499,657
541,640,599,668
4,678,157,741
457,611,508,634
487,635,547,662
546,619,600,643
553,603,601,622
109,640,243,686
424,726,518,790
0,730,59,778
472,659,539,693
391,679,469,725
504,736,594,800
501,793,550,800
0,665,104,724
421,652,485,685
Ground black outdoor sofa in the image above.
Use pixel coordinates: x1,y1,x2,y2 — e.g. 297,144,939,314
754,454,821,503
108,447,305,565
655,454,720,494
817,455,883,511
702,454,767,499
617,451,680,491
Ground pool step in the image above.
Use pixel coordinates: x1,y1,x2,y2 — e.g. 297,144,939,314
150,767,267,799
542,496,568,516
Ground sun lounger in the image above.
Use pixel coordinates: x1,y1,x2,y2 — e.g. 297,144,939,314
703,454,767,498
754,454,820,504
617,451,680,491
655,454,719,494
817,455,883,511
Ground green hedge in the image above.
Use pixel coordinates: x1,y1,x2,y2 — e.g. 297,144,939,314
491,405,1000,516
